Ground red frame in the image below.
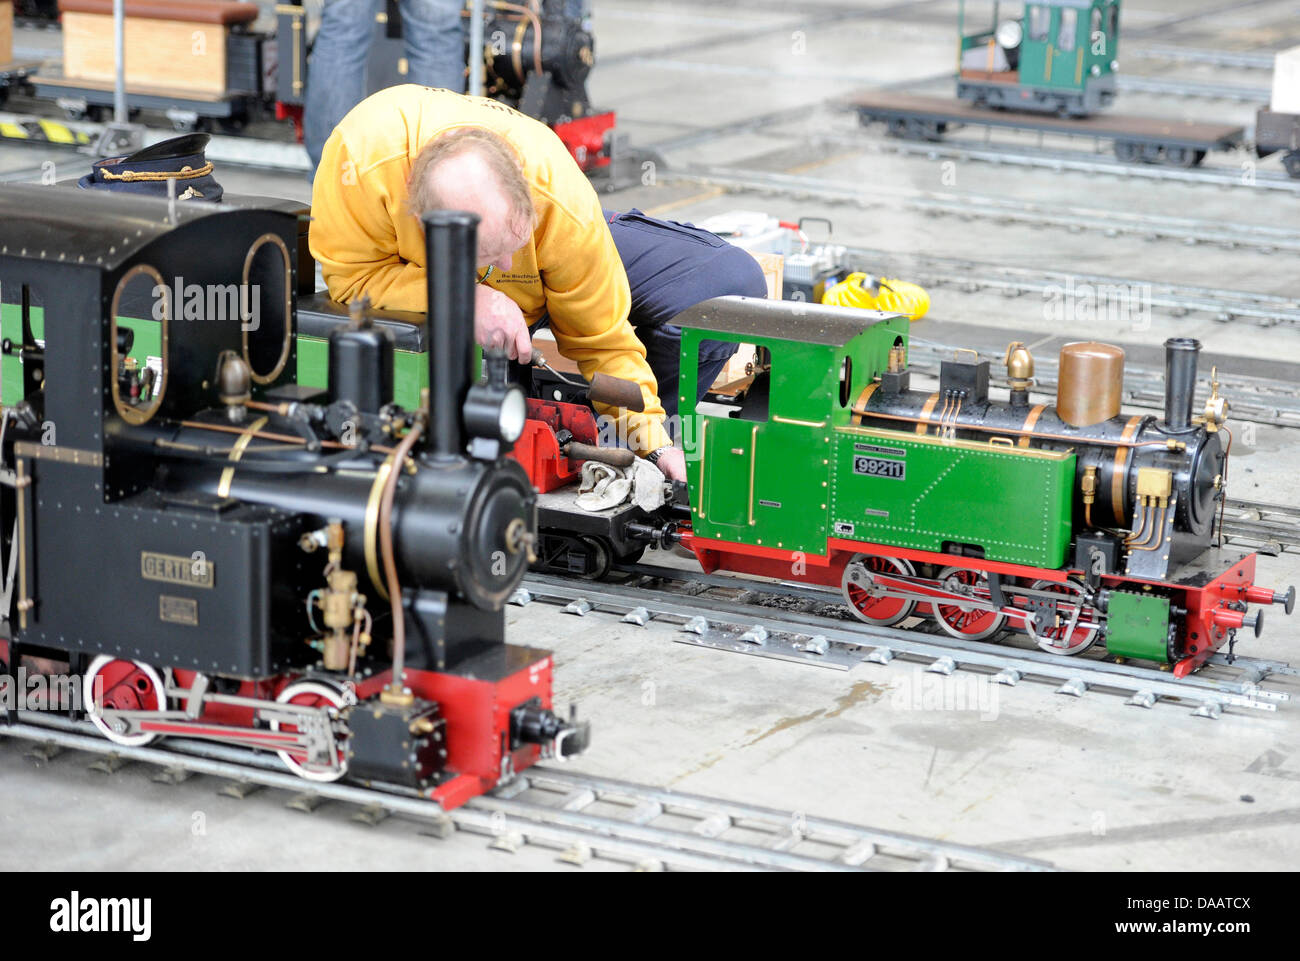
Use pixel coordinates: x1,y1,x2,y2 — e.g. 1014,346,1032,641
686,530,1277,675
508,397,600,493
354,651,554,809
553,111,616,171
1,645,555,811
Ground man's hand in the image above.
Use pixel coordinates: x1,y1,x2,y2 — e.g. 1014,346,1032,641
653,446,686,483
474,285,531,362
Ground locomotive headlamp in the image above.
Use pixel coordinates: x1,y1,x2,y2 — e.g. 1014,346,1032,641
498,385,527,443
996,20,1023,49
463,381,527,449
463,348,528,458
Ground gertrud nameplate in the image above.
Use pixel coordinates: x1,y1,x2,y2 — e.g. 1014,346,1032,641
141,552,215,589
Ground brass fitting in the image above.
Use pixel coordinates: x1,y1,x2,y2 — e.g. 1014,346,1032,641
326,519,345,565
1193,365,1228,433
1136,467,1173,507
322,569,358,629
1004,341,1035,390
1081,465,1098,505
215,349,252,407
504,517,538,564
381,683,415,706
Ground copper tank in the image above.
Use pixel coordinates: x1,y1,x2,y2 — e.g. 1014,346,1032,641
1057,342,1125,427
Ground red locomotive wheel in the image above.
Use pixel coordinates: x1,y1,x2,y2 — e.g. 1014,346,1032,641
842,554,918,626
1028,579,1100,656
84,655,167,747
932,567,1006,641
269,679,353,783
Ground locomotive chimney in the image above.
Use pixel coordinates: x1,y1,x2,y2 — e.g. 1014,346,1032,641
421,210,480,459
1163,337,1201,432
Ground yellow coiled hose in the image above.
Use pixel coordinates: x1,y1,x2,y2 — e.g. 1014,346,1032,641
822,272,930,321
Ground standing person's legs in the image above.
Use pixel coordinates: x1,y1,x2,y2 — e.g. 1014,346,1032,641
606,210,768,425
304,0,380,169
399,0,467,93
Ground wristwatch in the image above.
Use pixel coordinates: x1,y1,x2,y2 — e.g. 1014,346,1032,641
645,445,673,465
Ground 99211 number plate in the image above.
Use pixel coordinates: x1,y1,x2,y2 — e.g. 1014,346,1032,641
853,455,905,480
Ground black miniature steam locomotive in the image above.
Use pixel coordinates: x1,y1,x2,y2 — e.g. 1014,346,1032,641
0,187,586,807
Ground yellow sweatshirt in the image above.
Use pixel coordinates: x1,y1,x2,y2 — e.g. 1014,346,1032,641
309,84,670,455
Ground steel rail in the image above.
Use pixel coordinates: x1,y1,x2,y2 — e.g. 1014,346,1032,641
815,129,1300,193
1126,45,1277,70
623,561,1298,683
517,574,1290,718
504,768,1055,872
1221,498,1300,555
0,715,1051,871
661,164,1300,256
827,245,1300,327
620,61,1270,102
1116,74,1273,102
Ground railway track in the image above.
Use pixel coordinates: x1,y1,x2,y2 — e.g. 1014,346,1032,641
811,128,1300,193
0,715,1050,871
1221,498,1300,556
825,245,1300,329
662,165,1300,253
1116,74,1272,102
631,62,1271,103
516,571,1294,720
1126,44,1277,70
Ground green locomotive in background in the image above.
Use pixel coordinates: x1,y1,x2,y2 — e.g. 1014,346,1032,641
957,0,1121,116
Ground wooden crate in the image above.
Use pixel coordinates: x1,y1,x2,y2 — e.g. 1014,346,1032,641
0,2,13,68
752,251,784,300
62,11,229,95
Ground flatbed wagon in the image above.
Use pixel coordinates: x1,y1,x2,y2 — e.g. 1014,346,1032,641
850,90,1247,169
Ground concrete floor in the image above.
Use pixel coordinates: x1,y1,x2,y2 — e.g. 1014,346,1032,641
2,0,1300,871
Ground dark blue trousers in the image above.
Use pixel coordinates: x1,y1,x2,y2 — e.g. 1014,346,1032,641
605,209,768,423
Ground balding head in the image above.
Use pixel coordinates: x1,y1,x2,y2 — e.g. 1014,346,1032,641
407,128,536,272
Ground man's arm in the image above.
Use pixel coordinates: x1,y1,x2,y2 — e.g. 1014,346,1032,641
536,200,672,458
309,136,429,313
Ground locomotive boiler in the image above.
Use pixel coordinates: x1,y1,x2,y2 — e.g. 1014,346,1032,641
855,336,1226,585
0,187,587,806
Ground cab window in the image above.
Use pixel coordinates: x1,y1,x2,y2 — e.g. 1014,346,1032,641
1028,6,1051,41
699,339,769,423
1057,8,1077,50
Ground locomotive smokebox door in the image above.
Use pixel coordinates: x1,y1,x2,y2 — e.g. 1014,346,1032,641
344,700,447,788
